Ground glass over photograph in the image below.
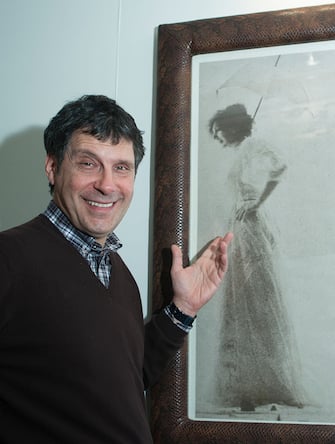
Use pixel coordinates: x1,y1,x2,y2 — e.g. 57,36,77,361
188,40,335,425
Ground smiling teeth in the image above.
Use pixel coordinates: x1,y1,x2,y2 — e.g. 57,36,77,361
88,201,114,208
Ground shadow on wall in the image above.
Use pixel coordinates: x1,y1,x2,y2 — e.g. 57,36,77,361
0,127,50,231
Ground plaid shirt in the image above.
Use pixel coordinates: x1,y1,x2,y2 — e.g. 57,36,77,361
44,200,121,288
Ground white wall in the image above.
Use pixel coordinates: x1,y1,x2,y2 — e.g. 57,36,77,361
0,0,120,230
0,0,330,315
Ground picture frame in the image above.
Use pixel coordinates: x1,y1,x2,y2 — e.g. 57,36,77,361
150,4,335,443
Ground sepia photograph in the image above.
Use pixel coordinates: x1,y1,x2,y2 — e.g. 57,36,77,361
189,40,335,425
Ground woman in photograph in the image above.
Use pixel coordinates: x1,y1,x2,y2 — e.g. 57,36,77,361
209,103,304,412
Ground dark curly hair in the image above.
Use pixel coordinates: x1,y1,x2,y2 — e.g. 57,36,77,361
209,103,253,145
44,95,145,192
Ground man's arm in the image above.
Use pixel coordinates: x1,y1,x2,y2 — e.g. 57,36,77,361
143,232,233,388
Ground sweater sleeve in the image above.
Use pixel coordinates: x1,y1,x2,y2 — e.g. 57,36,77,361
143,310,187,389
0,247,12,332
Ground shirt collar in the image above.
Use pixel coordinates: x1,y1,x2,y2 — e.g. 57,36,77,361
43,200,122,255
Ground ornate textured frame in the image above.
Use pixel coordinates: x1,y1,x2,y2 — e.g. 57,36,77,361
150,4,335,443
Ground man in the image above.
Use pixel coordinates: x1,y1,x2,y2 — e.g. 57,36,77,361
0,95,232,443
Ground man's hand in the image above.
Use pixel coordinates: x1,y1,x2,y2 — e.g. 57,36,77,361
170,232,233,317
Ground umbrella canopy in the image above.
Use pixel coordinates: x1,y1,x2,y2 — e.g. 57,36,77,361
216,54,309,120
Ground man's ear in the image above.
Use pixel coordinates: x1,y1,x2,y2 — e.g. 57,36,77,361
45,154,57,186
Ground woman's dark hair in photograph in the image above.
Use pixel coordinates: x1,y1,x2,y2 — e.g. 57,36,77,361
209,103,253,145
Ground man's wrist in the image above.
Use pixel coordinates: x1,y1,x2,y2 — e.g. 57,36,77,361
164,302,197,333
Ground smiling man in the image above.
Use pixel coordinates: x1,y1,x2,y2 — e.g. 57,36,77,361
0,95,232,443
45,131,135,246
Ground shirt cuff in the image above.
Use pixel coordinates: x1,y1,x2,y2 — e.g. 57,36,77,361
164,302,196,333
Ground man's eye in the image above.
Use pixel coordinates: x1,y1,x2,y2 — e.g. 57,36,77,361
76,160,99,172
115,164,130,172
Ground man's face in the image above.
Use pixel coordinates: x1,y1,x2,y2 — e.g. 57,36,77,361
45,131,135,246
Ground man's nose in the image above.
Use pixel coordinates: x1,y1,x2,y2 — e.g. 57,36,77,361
94,169,118,193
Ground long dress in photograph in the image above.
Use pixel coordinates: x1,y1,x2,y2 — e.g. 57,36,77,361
212,137,304,411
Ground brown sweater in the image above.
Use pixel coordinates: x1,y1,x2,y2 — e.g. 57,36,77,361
0,215,186,443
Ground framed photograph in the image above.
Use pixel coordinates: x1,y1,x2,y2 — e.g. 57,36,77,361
150,4,335,443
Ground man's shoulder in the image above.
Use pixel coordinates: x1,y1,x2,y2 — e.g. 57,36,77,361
0,215,61,247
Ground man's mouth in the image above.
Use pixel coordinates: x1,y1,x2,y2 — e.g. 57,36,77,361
87,200,114,208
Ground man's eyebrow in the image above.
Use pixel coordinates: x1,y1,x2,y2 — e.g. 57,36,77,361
69,148,96,155
70,149,135,168
114,159,136,169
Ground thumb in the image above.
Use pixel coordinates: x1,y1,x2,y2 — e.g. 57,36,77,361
170,244,183,273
